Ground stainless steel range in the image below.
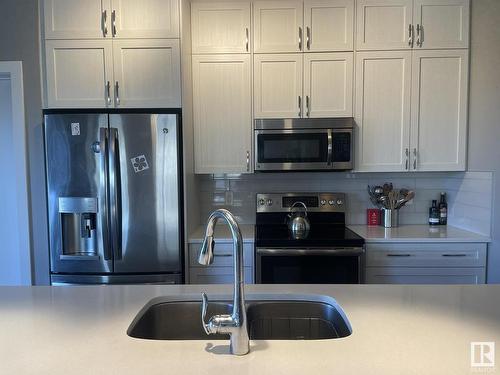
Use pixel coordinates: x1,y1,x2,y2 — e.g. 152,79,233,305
255,193,365,284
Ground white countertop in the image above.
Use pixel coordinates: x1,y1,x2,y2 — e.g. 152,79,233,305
348,225,491,243
1,284,499,375
189,224,255,243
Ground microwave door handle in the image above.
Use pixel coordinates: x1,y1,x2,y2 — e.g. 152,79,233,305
109,128,122,260
327,129,333,166
98,127,112,261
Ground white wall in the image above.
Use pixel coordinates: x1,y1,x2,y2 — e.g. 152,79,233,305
198,172,493,235
468,0,500,283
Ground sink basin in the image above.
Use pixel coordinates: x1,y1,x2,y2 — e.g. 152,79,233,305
127,295,352,340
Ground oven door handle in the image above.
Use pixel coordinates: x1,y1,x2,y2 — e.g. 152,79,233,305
327,129,333,166
256,247,364,256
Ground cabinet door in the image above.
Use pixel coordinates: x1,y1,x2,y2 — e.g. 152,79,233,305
304,52,353,117
112,39,181,108
111,0,179,38
356,0,413,50
410,50,468,171
192,55,252,174
414,0,469,49
189,267,254,284
43,0,111,39
253,0,303,53
254,54,303,118
304,0,354,51
355,51,412,172
191,2,251,54
365,267,485,284
45,40,113,108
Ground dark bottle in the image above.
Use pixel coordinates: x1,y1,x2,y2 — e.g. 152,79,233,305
429,200,440,226
439,192,448,225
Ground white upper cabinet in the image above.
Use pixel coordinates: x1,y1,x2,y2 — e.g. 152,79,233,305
410,50,468,171
254,54,303,118
253,0,304,53
304,52,353,117
43,0,179,39
192,55,252,174
355,51,412,172
191,2,251,54
356,0,413,50
304,0,354,51
413,0,469,49
43,0,111,39
111,0,179,38
112,39,181,108
45,40,114,108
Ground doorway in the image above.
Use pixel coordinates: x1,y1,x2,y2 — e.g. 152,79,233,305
0,61,31,285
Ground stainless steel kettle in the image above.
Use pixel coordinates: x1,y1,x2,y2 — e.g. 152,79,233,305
287,201,310,239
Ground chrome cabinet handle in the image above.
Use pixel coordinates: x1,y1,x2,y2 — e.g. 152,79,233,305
405,148,409,170
387,254,412,257
408,24,413,47
245,28,249,52
106,81,111,105
246,150,250,172
416,24,421,47
298,27,302,51
306,95,310,117
413,148,417,170
115,81,120,105
112,9,117,37
306,26,311,50
298,96,302,117
102,10,108,36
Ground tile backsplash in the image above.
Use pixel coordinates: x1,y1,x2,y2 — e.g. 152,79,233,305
198,171,493,236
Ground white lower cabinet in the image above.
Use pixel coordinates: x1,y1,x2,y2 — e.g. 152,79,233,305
364,242,487,284
365,267,485,284
188,242,254,284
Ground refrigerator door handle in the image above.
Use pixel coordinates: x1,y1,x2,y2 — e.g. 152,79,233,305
99,127,112,261
109,127,122,260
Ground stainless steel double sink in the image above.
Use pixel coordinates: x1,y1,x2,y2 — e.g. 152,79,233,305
128,295,352,341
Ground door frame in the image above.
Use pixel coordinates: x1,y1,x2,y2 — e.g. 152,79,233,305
0,61,31,285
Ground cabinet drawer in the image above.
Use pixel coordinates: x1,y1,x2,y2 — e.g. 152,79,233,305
189,243,254,267
365,243,487,267
189,267,253,284
365,267,485,284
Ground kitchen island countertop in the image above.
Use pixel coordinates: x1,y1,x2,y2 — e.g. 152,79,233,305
0,284,499,375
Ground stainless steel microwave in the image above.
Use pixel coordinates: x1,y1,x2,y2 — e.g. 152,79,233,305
254,118,354,172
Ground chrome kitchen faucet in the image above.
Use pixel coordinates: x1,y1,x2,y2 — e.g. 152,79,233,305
198,209,250,356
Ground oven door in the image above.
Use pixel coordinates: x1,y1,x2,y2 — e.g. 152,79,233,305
256,248,364,284
254,129,331,171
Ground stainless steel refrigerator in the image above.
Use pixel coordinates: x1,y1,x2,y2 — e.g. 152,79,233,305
44,111,183,285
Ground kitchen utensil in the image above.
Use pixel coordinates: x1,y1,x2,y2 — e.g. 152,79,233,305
396,190,415,209
287,201,310,239
381,208,399,228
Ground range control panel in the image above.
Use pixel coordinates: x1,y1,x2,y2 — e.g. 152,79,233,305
256,193,346,213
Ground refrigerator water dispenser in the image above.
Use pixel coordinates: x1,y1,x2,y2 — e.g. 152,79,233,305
58,197,98,259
